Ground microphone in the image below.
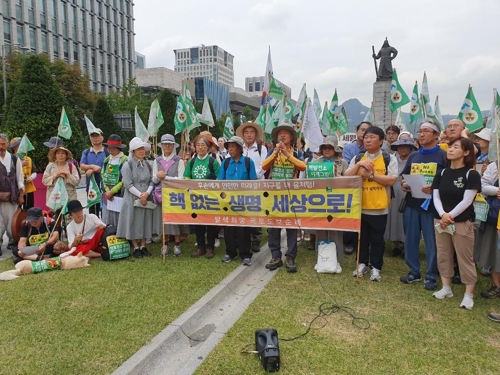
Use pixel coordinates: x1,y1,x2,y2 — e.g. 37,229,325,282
277,138,285,156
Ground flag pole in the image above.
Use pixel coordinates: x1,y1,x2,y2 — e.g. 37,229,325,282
371,102,375,125
40,195,66,259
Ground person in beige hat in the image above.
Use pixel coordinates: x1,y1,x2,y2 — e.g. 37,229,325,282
42,146,81,202
262,123,306,273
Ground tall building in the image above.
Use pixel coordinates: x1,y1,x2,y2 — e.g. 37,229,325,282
0,0,135,94
135,51,145,69
245,76,292,98
173,45,234,87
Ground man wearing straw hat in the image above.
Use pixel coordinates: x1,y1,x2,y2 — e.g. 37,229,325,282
80,128,108,216
236,122,268,253
262,123,306,273
0,134,25,256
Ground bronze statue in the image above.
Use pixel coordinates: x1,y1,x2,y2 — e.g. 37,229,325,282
372,38,398,81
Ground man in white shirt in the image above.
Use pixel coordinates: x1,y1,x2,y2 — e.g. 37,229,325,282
236,122,268,252
66,200,106,258
0,134,25,255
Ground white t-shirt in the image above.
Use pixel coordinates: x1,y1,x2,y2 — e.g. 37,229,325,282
67,213,105,245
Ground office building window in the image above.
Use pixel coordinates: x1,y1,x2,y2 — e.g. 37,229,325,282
17,25,24,46
53,35,59,57
15,0,23,20
41,31,48,52
29,28,37,52
3,20,11,43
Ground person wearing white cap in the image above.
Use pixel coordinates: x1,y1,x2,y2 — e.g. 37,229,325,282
80,127,109,216
473,128,492,175
152,134,186,256
399,120,447,291
116,137,154,258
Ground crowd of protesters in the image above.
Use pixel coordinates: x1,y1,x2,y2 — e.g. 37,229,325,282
1,115,500,322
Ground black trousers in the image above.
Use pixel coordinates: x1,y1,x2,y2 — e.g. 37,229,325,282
195,225,216,251
224,226,252,259
359,214,388,270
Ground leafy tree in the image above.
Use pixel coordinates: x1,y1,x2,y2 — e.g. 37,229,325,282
49,59,97,133
3,55,84,171
157,88,177,142
0,52,28,123
92,96,129,144
242,106,253,121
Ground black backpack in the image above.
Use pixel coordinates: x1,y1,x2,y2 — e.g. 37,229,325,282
222,156,251,179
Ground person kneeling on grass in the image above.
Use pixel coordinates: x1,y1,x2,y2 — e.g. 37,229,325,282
217,136,258,266
12,207,60,263
66,200,107,258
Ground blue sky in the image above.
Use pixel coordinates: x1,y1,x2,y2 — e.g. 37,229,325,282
134,0,500,115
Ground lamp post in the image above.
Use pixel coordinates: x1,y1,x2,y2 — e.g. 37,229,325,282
2,44,6,105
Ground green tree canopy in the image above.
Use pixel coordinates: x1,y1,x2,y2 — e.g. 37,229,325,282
92,96,129,144
3,55,84,171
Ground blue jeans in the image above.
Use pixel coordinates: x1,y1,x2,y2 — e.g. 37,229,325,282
403,206,438,281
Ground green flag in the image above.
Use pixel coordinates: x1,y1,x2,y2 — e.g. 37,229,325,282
409,81,422,125
185,84,200,131
320,101,330,135
87,174,102,208
223,111,235,139
58,107,72,139
395,108,407,131
46,177,69,212
17,135,34,160
147,98,164,136
294,83,307,117
264,104,275,135
458,86,483,133
255,104,267,129
326,90,339,133
269,75,284,100
174,95,191,135
390,69,410,113
338,107,349,136
285,99,295,123
200,96,215,127
313,89,322,119
434,96,444,130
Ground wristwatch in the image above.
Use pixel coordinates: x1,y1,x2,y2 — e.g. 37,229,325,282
368,173,375,182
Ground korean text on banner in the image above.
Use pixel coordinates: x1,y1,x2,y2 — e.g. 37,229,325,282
162,177,362,232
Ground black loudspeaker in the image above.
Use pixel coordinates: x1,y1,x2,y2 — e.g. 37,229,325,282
255,328,280,372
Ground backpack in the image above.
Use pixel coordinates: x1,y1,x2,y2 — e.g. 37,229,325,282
355,149,394,198
222,157,251,180
153,156,181,204
189,156,217,180
99,225,130,261
82,147,109,179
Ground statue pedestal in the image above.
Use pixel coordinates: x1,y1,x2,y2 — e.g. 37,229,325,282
372,80,392,129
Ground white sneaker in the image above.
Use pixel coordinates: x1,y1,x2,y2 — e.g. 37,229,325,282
352,263,368,277
173,245,182,256
335,263,342,274
433,287,453,299
460,294,474,310
214,238,221,248
161,245,169,257
370,267,381,282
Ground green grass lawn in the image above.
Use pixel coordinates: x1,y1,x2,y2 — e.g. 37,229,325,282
0,236,238,375
196,242,500,375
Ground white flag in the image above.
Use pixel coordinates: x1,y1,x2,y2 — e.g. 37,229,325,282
84,115,100,136
135,107,150,142
46,178,69,212
263,46,273,93
200,96,214,127
302,98,324,153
